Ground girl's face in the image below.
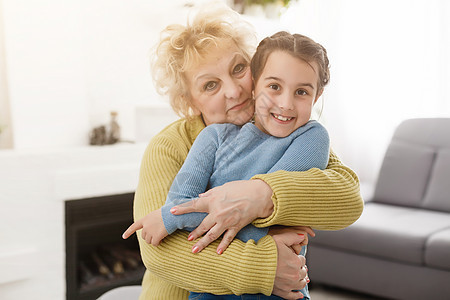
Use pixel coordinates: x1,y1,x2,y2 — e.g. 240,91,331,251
186,43,254,126
253,51,323,137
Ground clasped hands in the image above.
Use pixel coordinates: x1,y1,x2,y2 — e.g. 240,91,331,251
170,180,314,254
175,179,314,299
124,179,314,299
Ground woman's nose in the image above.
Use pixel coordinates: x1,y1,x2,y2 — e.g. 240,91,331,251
223,79,240,100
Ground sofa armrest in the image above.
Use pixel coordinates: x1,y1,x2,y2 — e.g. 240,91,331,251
360,181,375,203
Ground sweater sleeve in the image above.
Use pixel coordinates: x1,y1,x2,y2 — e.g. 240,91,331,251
235,122,330,242
160,126,219,234
251,147,364,231
268,121,330,173
134,125,277,298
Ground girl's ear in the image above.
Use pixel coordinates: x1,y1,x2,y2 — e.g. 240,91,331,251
314,89,324,104
251,77,256,99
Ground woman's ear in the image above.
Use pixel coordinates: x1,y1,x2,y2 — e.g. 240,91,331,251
314,89,324,104
183,94,200,115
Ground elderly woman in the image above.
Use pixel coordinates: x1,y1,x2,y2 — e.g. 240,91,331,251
134,4,363,300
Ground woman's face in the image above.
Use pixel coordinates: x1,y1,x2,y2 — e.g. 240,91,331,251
253,51,322,137
185,43,254,126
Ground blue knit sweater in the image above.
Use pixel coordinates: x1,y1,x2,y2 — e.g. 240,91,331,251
161,120,330,242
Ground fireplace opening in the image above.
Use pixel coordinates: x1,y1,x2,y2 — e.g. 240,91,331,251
65,193,145,300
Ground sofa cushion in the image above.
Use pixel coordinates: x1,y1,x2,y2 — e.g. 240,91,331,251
311,202,450,266
391,118,450,148
373,118,450,209
373,140,435,208
425,228,450,271
422,150,450,212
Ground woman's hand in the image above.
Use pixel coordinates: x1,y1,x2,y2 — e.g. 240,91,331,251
271,231,310,299
170,179,274,254
269,226,315,255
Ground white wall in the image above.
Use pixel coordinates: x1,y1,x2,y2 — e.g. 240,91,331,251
0,0,13,148
3,0,449,184
281,0,450,185
0,0,188,150
1,0,449,179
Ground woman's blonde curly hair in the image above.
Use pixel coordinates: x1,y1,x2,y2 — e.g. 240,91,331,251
150,4,256,118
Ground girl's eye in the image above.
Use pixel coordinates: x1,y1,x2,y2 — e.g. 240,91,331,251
296,89,307,96
233,63,246,74
204,81,217,91
269,84,280,91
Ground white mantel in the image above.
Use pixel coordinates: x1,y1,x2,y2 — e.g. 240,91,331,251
0,142,147,300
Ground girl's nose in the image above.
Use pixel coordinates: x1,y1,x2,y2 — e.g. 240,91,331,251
278,93,294,111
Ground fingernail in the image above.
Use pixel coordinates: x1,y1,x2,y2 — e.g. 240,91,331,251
188,234,194,241
170,207,177,214
217,248,223,255
192,246,199,253
298,234,305,237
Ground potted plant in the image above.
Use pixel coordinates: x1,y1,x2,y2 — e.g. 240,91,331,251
233,0,293,18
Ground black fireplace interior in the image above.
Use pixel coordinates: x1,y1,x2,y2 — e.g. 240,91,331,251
65,193,145,300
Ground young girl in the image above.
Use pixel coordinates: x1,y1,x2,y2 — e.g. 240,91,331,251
124,31,331,300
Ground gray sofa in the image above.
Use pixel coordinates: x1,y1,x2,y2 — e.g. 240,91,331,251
307,118,450,299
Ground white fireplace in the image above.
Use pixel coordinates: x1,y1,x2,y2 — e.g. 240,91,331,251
0,142,147,300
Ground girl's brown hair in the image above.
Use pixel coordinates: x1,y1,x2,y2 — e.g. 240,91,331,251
251,31,330,94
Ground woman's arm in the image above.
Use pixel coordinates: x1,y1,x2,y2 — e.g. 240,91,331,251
223,121,330,246
175,122,362,249
134,125,278,297
252,148,363,230
175,149,363,234
173,145,363,256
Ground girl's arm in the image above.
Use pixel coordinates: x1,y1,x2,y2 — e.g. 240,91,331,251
176,150,362,232
123,125,221,246
174,123,363,250
235,121,329,244
163,122,333,245
160,125,219,235
162,124,270,244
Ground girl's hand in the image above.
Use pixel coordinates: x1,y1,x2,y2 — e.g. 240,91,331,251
122,208,168,246
170,179,274,254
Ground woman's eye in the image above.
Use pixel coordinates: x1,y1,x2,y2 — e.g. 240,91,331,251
233,63,245,74
296,89,307,96
204,81,217,91
269,84,280,91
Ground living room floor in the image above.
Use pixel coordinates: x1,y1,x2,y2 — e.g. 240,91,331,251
310,284,386,299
